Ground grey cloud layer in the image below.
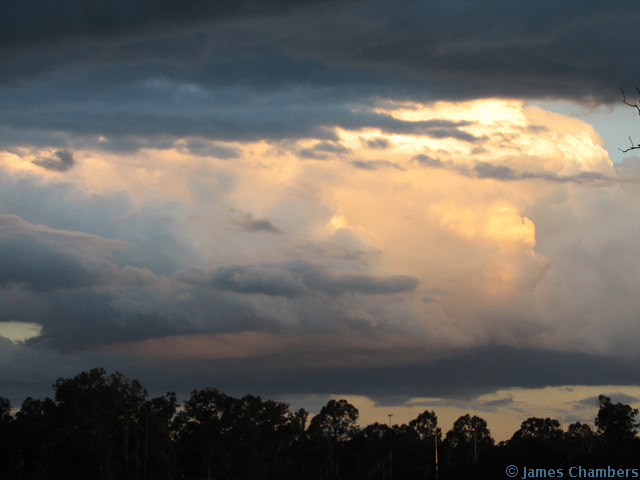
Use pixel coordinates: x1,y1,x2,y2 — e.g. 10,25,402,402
0,215,130,289
2,1,639,149
0,202,417,353
207,262,418,298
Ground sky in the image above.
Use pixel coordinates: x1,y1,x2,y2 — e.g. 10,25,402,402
2,0,640,440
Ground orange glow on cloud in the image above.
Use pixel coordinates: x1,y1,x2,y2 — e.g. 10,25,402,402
3,98,622,357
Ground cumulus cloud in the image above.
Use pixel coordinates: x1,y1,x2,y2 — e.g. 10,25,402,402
3,99,639,366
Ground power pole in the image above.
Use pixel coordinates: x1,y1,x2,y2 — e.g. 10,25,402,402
388,414,393,480
435,428,440,480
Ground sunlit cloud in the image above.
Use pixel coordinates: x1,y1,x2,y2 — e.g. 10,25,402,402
2,98,638,366
0,321,42,343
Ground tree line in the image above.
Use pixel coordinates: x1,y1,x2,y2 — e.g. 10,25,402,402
1,368,638,480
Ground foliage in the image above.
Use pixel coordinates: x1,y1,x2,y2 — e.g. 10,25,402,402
445,413,494,451
308,398,359,442
2,370,640,480
409,409,440,441
511,417,563,443
595,395,639,445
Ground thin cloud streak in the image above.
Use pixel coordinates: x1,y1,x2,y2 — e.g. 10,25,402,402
413,155,638,185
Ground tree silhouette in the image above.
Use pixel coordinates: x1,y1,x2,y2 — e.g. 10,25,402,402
308,399,359,480
446,414,494,454
174,388,306,480
6,370,640,480
0,397,19,479
565,421,595,460
308,399,359,442
595,395,639,445
512,417,563,442
408,410,440,478
445,414,494,478
508,417,564,466
409,409,440,441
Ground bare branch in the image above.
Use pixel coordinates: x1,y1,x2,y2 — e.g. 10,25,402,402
620,88,640,153
621,87,640,115
619,136,640,153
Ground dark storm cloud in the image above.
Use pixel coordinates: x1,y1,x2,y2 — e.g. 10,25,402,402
0,215,122,291
3,1,639,146
295,1,640,103
0,0,335,49
27,292,185,352
303,348,640,402
207,262,419,297
31,150,75,172
0,76,478,146
125,347,640,405
3,341,640,409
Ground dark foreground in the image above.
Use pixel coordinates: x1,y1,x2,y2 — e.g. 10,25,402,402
1,368,639,479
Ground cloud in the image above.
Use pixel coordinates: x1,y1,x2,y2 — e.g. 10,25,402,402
351,160,402,171
230,211,282,234
415,157,621,185
208,264,309,298
179,139,241,159
3,1,637,106
0,214,124,291
5,2,637,152
98,346,640,404
4,1,640,419
576,393,640,407
298,141,352,160
32,149,75,171
411,154,444,168
482,397,515,408
206,262,418,298
361,137,391,150
0,0,333,49
3,98,638,365
0,321,42,343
